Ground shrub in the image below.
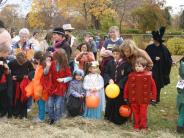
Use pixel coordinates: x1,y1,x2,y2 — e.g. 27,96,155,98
167,37,184,55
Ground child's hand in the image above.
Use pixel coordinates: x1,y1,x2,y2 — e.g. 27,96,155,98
12,76,17,80
3,63,9,69
155,57,160,61
80,94,84,98
109,79,114,84
150,100,156,106
57,78,64,83
46,60,51,67
124,99,129,105
24,75,28,79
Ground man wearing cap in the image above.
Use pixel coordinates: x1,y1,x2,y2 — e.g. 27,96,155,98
52,27,72,61
145,27,172,103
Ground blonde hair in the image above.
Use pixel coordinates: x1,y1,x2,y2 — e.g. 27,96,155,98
109,26,119,33
121,39,139,56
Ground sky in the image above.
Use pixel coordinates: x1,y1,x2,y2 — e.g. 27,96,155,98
4,0,184,16
165,0,184,14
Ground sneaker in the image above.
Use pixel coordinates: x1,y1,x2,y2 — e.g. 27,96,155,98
49,119,55,125
33,117,44,123
177,126,184,133
27,109,31,112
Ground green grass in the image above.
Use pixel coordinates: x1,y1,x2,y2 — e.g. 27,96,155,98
148,65,178,131
0,64,183,138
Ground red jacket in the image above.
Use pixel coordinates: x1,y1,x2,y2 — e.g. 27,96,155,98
49,61,72,96
124,71,157,104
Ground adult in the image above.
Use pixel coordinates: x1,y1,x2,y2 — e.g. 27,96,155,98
63,24,77,48
100,26,123,76
120,39,153,70
63,24,78,72
29,31,41,52
12,28,34,60
0,20,13,118
40,32,53,52
0,28,11,58
145,27,172,103
52,27,72,62
75,43,95,70
84,34,98,60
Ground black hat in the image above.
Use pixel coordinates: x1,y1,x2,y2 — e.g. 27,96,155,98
152,26,166,43
52,27,65,36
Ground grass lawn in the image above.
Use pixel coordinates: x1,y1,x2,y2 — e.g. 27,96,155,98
0,61,183,138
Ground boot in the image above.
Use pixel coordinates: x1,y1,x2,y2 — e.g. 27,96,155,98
177,126,184,133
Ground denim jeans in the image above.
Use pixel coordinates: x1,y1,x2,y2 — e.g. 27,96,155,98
48,95,64,121
37,99,45,120
45,101,49,113
27,96,32,109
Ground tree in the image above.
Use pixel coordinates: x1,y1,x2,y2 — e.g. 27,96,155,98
179,10,184,29
0,4,20,28
27,0,60,29
0,0,7,7
164,7,172,26
111,0,146,33
132,3,167,32
56,0,116,30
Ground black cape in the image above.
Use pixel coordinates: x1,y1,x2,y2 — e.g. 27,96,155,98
145,43,172,89
103,59,132,125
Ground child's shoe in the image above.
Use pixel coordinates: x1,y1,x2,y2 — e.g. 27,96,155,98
177,126,184,133
49,119,55,125
33,117,44,123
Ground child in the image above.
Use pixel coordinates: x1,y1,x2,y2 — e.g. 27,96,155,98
104,46,132,125
8,52,34,119
124,57,157,130
26,51,50,122
100,26,123,77
67,69,86,117
76,43,95,70
83,61,105,119
176,57,184,133
45,49,72,124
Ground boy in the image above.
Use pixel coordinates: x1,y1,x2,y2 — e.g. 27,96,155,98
124,57,157,130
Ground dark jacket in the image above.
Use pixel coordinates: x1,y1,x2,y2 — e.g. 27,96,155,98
55,39,72,61
145,43,172,88
103,59,132,90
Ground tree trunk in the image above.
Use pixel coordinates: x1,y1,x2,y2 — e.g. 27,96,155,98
83,3,88,29
119,17,123,34
91,14,100,30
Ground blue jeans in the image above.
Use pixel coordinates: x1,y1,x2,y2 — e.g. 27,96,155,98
27,96,32,109
45,101,49,113
37,99,45,120
48,95,64,121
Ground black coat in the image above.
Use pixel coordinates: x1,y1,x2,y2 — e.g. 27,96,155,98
103,59,132,125
145,43,172,89
104,59,132,89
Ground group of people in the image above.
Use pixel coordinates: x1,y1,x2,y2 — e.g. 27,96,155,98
0,19,180,132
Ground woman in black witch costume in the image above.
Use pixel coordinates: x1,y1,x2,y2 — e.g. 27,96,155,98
145,27,173,103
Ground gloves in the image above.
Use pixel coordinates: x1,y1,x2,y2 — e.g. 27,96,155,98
150,100,156,106
124,99,129,105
